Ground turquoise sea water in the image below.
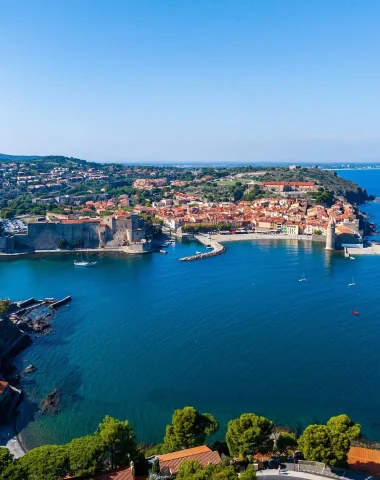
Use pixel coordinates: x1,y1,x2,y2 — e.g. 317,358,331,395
2,170,380,448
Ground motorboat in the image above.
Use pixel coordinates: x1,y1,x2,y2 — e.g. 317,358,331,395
74,260,97,267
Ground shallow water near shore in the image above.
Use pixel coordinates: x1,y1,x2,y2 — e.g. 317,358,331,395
2,169,380,448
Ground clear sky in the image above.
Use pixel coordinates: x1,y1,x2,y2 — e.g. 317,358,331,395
1,0,380,163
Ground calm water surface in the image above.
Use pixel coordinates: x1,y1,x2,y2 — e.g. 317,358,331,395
1,170,380,447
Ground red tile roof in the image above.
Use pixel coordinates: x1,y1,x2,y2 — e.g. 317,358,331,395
158,446,221,475
0,381,9,395
94,468,134,480
348,446,380,476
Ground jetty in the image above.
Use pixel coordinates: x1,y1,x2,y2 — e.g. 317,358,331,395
8,296,72,332
346,244,380,255
179,235,226,261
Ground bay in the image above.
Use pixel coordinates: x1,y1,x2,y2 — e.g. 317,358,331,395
1,169,380,448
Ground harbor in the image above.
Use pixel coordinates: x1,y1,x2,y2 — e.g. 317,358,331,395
179,235,226,261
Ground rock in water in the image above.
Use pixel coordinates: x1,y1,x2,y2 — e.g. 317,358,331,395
23,365,36,374
40,387,62,415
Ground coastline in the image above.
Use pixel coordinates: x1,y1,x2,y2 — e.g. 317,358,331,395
210,232,316,243
0,422,26,458
0,246,144,259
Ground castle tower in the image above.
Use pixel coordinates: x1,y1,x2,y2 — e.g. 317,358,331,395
325,217,336,251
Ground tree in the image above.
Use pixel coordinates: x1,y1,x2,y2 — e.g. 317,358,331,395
0,448,14,479
226,413,273,459
97,415,138,469
18,445,69,480
276,432,298,455
0,299,10,314
298,425,333,464
327,414,361,442
151,457,160,475
67,434,105,476
176,459,203,479
239,464,257,480
176,459,237,480
298,415,360,466
163,406,219,452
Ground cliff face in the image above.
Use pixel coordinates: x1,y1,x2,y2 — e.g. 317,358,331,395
0,316,31,361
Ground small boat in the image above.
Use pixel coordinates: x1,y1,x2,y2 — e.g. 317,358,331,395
196,251,202,255
348,277,356,287
349,256,356,260
299,274,307,282
74,250,97,267
206,245,213,249
351,310,360,316
74,260,97,267
158,250,168,254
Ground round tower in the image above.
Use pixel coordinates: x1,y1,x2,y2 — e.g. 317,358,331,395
325,216,336,250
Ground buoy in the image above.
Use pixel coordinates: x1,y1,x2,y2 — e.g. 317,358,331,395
351,310,359,316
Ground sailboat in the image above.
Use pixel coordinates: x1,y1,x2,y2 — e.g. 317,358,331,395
348,277,356,287
299,274,307,282
74,250,97,267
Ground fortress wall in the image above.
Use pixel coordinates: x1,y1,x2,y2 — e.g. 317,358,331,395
14,223,100,250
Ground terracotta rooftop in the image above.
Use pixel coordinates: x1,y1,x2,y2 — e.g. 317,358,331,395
94,467,140,480
348,446,380,476
158,445,221,475
0,380,9,395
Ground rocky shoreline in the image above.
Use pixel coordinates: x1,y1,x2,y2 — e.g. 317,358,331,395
0,296,72,455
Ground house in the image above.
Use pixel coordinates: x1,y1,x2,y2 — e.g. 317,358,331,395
348,446,380,477
157,445,221,476
72,466,147,480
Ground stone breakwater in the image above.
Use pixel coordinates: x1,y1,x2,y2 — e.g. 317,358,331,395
179,235,226,261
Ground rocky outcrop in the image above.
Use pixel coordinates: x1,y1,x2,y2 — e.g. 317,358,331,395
0,316,32,362
40,388,62,415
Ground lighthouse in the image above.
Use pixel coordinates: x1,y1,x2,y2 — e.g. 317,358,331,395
325,217,336,251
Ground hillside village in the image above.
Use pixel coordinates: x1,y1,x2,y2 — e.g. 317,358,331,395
0,158,369,252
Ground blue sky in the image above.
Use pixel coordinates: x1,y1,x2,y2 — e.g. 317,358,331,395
1,0,380,163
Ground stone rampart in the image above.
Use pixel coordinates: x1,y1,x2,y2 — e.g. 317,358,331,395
13,222,100,251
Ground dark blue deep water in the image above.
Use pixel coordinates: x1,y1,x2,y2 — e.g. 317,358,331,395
2,170,380,448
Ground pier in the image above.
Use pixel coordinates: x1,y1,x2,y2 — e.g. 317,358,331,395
346,244,380,255
179,235,226,261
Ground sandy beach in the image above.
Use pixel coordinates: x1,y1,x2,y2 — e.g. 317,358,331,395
0,423,26,458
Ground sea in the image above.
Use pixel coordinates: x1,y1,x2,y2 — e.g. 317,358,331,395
1,169,380,449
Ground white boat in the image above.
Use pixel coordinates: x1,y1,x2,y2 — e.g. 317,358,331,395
74,250,97,267
206,245,213,249
74,260,97,267
299,274,307,282
196,251,202,255
350,256,356,260
348,277,356,287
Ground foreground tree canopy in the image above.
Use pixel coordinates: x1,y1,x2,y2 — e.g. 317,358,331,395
176,459,239,480
298,414,361,466
164,406,219,452
226,413,274,459
0,410,361,479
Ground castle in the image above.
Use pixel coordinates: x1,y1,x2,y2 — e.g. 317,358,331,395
0,213,152,254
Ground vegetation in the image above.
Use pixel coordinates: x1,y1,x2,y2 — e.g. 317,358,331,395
298,414,361,466
176,459,238,480
0,299,10,314
226,413,273,459
164,406,219,452
0,416,145,480
0,407,362,479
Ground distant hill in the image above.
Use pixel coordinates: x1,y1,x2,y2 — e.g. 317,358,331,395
0,153,45,162
0,153,96,167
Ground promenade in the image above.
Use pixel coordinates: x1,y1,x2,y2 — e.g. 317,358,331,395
258,462,372,480
211,233,314,243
